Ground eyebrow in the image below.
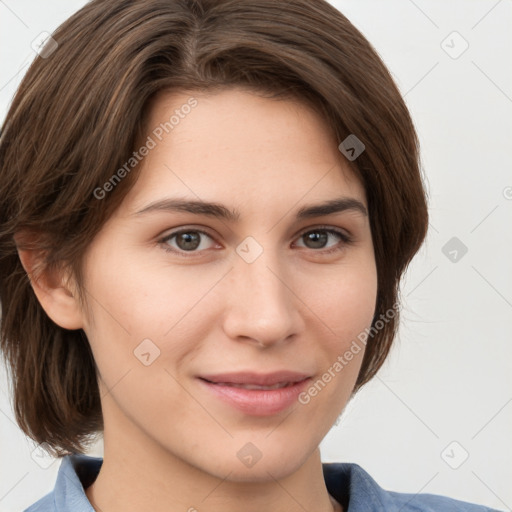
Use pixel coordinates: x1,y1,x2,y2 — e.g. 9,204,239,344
132,196,368,221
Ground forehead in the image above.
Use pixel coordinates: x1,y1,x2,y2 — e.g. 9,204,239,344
121,87,366,214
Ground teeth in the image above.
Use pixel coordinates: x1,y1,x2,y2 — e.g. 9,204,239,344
215,381,292,390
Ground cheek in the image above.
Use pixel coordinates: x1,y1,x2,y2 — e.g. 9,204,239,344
295,263,377,417
82,235,218,333
80,243,228,384
298,258,378,347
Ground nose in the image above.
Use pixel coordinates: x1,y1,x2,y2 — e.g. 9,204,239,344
221,248,303,348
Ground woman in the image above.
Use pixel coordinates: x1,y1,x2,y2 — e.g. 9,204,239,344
0,0,502,511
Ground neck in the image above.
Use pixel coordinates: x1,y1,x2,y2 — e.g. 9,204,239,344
85,423,342,512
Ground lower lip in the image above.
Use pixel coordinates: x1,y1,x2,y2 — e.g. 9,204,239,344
198,378,311,416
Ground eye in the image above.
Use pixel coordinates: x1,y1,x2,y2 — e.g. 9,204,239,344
294,226,353,254
159,228,217,256
158,225,353,258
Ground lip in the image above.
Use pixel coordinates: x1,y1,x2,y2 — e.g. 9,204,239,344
197,371,311,416
199,370,311,386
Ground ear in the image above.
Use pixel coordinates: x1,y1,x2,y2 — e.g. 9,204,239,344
16,246,84,331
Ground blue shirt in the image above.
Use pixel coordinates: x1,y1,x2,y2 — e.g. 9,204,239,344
24,454,502,511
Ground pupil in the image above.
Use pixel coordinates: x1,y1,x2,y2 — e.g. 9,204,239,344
177,232,200,251
306,231,327,248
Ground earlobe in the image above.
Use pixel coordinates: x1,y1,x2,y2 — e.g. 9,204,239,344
17,248,84,330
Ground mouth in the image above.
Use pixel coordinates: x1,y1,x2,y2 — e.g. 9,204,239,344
196,371,312,416
198,370,311,386
199,380,300,390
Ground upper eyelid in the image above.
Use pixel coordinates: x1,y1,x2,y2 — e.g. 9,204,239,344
159,226,216,242
296,225,351,238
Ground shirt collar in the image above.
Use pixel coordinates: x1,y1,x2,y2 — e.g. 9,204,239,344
54,454,392,512
54,454,101,512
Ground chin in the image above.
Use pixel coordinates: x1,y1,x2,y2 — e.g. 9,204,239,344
200,443,316,483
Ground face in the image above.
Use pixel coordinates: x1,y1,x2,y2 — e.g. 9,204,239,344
78,88,377,481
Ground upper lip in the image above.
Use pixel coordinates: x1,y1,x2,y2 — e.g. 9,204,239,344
199,371,311,386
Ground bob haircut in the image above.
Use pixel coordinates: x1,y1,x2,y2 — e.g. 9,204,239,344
0,0,428,457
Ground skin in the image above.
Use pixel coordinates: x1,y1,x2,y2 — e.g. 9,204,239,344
19,88,377,512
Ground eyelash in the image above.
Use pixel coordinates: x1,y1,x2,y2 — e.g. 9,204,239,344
158,225,353,258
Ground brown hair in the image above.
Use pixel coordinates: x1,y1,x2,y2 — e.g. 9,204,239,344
0,0,428,457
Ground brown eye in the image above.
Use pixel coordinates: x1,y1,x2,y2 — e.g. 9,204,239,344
160,229,216,255
295,227,352,253
302,231,329,249
175,232,201,251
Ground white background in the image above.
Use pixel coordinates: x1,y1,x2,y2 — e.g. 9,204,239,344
1,1,511,511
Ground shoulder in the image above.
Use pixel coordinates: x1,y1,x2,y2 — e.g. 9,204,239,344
23,454,102,512
323,462,502,512
24,492,55,512
386,487,500,512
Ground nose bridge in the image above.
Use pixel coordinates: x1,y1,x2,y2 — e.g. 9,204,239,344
222,240,300,346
